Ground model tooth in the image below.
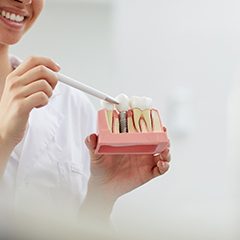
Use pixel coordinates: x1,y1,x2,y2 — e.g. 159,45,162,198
115,93,130,112
144,97,153,109
129,96,153,132
104,111,113,132
129,96,141,132
151,110,163,132
139,117,148,132
130,96,152,110
127,110,137,133
112,110,120,134
130,96,140,109
101,100,114,132
142,109,152,132
141,97,153,131
132,108,142,132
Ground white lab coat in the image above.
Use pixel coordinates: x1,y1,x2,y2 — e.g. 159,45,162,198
0,56,97,215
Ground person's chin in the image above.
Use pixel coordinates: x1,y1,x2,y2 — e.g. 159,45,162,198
1,35,23,45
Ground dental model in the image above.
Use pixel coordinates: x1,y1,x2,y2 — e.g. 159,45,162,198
95,94,169,154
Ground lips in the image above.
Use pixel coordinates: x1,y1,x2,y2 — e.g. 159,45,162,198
0,7,29,30
1,9,25,22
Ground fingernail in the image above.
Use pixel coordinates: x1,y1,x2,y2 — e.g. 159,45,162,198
88,134,96,143
158,161,168,168
55,62,61,70
163,162,169,168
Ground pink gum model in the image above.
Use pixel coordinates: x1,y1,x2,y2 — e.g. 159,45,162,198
95,109,170,155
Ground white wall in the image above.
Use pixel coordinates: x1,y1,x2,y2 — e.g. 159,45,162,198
11,1,113,108
111,0,239,239
10,0,240,239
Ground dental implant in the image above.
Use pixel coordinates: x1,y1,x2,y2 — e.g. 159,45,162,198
116,93,130,133
119,111,128,133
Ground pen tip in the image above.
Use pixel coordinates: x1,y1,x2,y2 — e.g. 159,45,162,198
105,97,119,105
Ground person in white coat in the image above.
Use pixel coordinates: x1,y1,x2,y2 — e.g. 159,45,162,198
0,0,170,232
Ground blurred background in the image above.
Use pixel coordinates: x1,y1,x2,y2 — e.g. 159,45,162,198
12,0,240,239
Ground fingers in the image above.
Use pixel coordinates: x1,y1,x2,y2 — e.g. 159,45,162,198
85,134,98,153
157,160,170,175
4,57,60,114
17,64,59,99
152,148,171,177
24,91,50,111
153,148,171,164
152,160,170,178
19,65,58,89
85,134,101,161
20,80,53,99
161,148,170,161
12,56,60,77
8,63,58,94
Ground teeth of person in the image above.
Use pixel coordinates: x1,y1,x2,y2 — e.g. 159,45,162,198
0,10,25,23
115,93,130,112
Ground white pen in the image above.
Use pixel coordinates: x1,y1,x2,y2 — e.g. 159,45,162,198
57,73,119,105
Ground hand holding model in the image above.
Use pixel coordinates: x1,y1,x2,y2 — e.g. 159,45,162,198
84,94,171,217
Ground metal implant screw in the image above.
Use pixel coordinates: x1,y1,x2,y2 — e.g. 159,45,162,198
119,111,128,133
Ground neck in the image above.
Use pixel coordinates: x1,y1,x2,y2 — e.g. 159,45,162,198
0,44,11,98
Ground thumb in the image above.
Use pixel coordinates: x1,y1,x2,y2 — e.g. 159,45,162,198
85,133,98,153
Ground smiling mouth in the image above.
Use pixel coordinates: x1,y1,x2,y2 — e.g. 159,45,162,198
0,9,26,23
